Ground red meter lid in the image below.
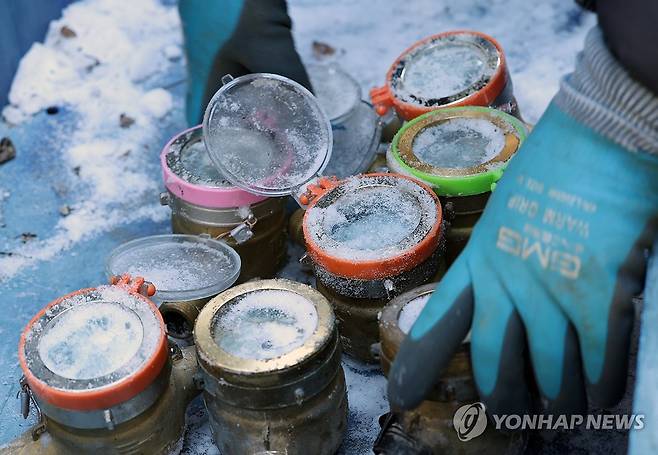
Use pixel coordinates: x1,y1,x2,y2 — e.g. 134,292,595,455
18,277,168,411
371,30,508,120
303,173,442,280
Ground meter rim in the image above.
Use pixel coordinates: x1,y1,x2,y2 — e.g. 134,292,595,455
160,125,268,209
18,286,168,411
373,29,510,121
194,279,335,378
105,234,242,303
201,72,334,198
301,172,443,280
390,106,528,197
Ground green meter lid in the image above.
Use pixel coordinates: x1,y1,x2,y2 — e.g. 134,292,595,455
389,106,528,196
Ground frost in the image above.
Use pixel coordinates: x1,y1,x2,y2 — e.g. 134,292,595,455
167,137,230,187
108,240,237,293
398,294,431,335
305,176,437,261
38,302,143,380
412,117,506,168
399,43,491,101
212,289,318,361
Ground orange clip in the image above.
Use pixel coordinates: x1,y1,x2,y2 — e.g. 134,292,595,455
300,176,340,205
110,274,156,297
370,85,393,116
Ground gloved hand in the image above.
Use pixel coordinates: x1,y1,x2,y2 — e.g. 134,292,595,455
178,0,312,126
388,28,658,416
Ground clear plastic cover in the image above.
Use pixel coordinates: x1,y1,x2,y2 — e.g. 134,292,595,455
212,289,318,360
106,235,241,303
413,117,505,168
203,73,332,196
398,293,431,335
308,64,361,123
323,101,382,178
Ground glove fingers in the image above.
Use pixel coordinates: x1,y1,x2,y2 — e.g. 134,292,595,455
388,255,473,410
579,222,656,408
522,304,586,414
471,275,530,416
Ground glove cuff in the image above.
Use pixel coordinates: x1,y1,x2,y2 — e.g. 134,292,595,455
555,26,658,155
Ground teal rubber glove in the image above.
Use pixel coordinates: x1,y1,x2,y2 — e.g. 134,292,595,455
388,102,658,416
178,0,311,126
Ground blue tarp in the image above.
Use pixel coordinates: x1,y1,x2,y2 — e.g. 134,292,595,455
0,0,74,107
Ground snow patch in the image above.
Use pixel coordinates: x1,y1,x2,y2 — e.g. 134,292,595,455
0,0,181,280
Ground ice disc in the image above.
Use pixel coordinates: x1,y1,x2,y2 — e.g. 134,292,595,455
38,302,144,380
212,289,318,360
413,117,505,169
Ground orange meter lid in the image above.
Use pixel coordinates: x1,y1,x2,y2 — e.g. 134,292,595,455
303,173,442,280
370,30,508,120
18,276,168,411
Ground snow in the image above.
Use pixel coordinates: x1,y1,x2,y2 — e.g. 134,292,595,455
0,0,180,280
108,239,238,294
38,301,143,380
212,289,319,361
412,117,506,168
141,88,173,119
398,293,431,334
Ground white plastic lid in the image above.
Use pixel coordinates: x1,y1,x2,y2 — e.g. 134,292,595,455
211,289,319,360
106,235,241,304
308,64,361,123
203,73,333,197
